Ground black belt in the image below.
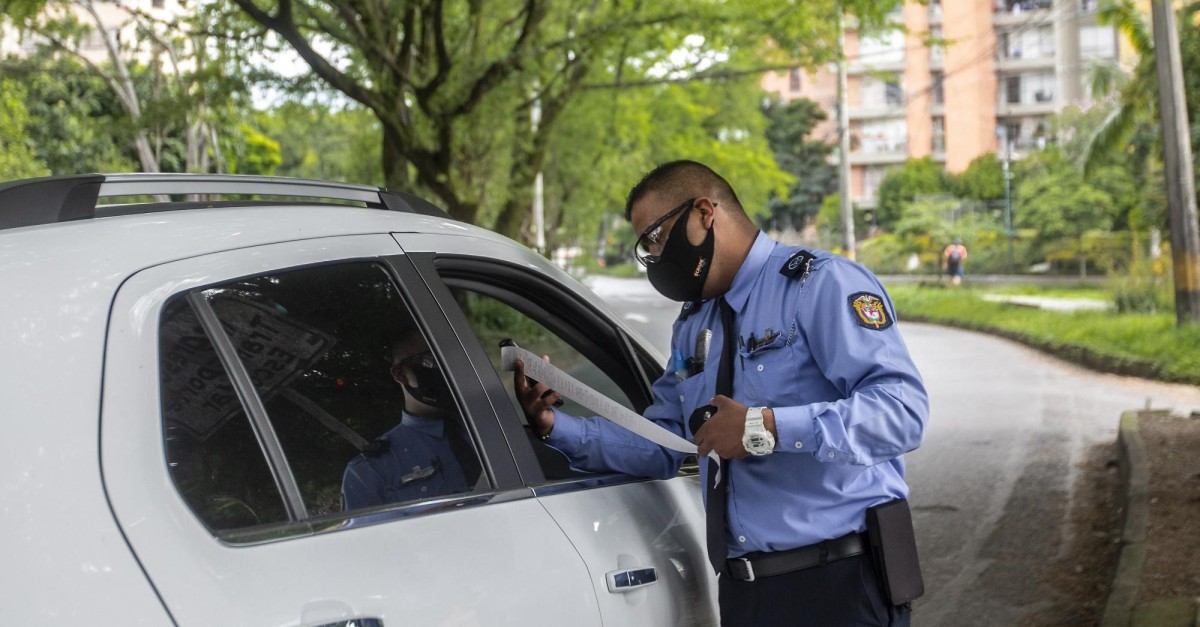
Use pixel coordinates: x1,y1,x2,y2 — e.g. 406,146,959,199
727,532,867,582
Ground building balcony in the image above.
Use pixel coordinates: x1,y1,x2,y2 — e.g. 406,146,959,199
995,54,1056,71
992,3,1053,27
997,99,1056,116
847,59,906,75
849,148,908,166
848,105,907,120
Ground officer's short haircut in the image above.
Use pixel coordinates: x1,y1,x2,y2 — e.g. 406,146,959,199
624,160,742,221
389,326,429,366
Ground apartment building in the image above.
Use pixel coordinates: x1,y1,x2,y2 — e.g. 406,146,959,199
762,0,1123,209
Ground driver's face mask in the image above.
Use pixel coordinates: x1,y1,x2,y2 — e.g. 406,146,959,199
398,351,452,407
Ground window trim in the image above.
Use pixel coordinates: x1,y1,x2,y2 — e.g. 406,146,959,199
186,291,309,521
420,254,664,489
158,253,526,542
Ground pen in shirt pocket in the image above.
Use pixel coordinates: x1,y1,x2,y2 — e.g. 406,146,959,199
689,329,711,376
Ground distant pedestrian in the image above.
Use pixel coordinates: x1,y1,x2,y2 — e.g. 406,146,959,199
943,238,967,286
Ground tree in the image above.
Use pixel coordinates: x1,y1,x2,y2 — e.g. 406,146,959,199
952,153,1004,202
4,0,255,173
1014,147,1116,277
0,80,51,180
539,74,792,255
5,56,140,174
761,97,836,233
875,156,953,229
225,0,901,239
253,101,381,183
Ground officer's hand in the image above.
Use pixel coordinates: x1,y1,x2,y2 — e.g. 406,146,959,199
514,357,562,438
694,395,750,460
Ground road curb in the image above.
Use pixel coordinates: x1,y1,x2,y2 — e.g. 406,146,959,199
1101,410,1152,627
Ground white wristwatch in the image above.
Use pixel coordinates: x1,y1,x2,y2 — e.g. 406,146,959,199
742,407,775,456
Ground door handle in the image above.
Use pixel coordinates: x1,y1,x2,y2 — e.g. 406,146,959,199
605,566,658,593
315,620,383,627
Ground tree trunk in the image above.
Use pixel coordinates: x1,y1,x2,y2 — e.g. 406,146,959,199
381,124,411,192
1079,233,1087,280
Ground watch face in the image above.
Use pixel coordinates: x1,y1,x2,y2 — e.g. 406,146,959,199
743,433,774,455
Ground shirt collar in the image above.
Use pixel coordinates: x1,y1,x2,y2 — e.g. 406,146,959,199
401,412,446,438
721,231,774,313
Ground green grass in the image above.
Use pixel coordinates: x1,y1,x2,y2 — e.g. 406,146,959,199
979,283,1111,301
887,284,1200,385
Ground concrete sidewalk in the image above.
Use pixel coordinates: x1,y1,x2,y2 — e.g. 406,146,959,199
1104,411,1200,627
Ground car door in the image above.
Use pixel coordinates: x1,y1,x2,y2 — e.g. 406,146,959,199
100,233,603,627
394,233,719,627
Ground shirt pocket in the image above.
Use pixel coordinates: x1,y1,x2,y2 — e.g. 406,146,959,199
676,372,712,438
737,334,797,402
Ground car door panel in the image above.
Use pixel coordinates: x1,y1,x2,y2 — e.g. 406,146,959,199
101,234,602,627
395,236,719,626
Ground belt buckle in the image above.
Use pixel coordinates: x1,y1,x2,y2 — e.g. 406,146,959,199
736,558,756,582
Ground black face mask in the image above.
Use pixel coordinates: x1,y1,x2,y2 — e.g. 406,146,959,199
399,352,452,407
646,206,714,302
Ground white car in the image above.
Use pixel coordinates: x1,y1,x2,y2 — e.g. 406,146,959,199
0,174,717,626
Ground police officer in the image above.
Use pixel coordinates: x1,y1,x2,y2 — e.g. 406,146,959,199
515,160,928,626
342,330,481,510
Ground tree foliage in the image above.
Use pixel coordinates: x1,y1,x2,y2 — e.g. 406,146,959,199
1014,147,1117,276
2,0,258,174
761,97,836,232
225,0,901,239
0,79,51,179
253,102,381,183
875,156,953,229
953,153,1004,202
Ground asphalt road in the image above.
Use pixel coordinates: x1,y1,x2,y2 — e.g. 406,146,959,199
585,275,1200,625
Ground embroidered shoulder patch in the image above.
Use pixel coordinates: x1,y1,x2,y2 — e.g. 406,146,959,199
848,292,893,330
677,300,700,321
779,250,816,278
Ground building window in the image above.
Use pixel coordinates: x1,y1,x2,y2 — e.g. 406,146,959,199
861,73,902,108
863,166,889,200
1000,26,1054,59
931,72,944,105
885,80,903,107
858,29,905,65
789,68,802,92
932,117,946,153
1080,25,1116,59
930,27,944,65
858,118,907,154
1006,76,1021,104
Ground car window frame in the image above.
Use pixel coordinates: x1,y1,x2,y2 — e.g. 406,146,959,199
408,252,672,491
153,252,529,545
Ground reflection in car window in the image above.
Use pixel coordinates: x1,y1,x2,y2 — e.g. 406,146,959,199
160,262,485,533
446,287,636,480
161,298,288,530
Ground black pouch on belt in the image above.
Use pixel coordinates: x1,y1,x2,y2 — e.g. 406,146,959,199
866,499,924,606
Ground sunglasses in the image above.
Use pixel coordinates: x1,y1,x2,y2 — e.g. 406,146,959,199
634,197,695,267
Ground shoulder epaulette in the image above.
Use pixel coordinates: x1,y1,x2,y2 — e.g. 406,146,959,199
677,300,700,321
779,250,816,278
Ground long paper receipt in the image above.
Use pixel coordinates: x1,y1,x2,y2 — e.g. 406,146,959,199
500,345,719,463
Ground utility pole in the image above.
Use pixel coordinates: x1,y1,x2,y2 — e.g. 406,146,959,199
837,8,856,261
1151,0,1200,324
1002,128,1015,274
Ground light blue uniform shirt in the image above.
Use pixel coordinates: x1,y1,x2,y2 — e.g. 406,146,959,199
547,232,928,557
342,413,468,510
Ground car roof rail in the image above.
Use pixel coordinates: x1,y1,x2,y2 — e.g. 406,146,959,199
0,173,450,230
